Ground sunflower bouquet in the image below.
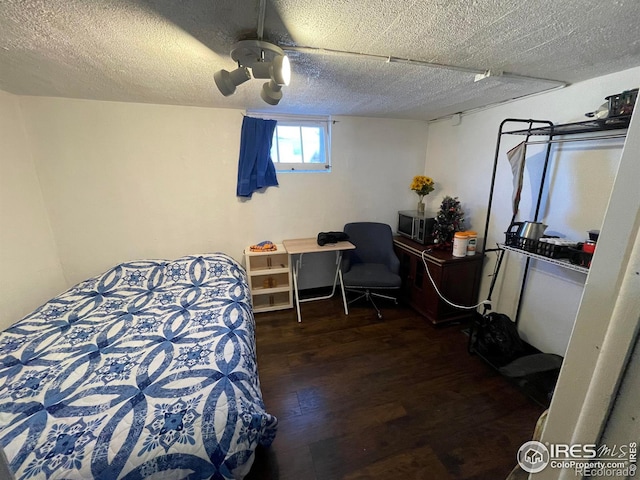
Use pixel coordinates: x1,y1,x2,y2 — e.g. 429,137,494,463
410,175,435,198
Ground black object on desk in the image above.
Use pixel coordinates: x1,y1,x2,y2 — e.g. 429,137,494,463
317,231,349,246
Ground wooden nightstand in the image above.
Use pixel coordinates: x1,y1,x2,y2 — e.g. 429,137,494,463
393,236,484,324
244,244,293,313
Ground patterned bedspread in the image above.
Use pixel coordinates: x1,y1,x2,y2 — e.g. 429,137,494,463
0,254,277,480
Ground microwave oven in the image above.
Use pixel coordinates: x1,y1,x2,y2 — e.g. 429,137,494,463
397,210,436,244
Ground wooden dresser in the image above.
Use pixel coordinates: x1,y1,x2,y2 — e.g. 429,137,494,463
393,236,484,325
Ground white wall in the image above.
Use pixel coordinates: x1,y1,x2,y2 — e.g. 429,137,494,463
0,91,67,327
425,66,640,355
16,97,428,290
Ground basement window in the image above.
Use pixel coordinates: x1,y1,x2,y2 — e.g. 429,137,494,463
249,113,331,172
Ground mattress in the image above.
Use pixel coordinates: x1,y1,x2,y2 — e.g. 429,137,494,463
0,254,277,479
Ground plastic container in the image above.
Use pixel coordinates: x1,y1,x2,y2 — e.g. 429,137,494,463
569,244,593,268
582,240,596,254
466,231,477,256
535,238,577,259
605,88,638,117
453,232,468,257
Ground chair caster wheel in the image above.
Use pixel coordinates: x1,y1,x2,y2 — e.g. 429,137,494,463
377,313,383,319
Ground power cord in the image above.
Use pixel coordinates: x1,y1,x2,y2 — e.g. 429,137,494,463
421,249,491,310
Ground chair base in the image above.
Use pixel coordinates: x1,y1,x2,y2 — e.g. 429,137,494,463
346,288,398,319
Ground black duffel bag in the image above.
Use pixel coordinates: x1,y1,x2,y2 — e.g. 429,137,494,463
317,231,349,246
472,312,525,362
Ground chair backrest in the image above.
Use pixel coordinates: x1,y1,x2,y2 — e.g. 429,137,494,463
343,222,395,267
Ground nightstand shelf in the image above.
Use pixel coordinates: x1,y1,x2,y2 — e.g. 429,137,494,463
244,244,293,313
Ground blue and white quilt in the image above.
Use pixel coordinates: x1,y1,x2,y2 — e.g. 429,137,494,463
0,254,277,479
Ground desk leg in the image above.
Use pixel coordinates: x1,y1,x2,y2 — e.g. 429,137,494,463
339,266,348,315
333,251,349,316
292,254,302,323
328,251,341,297
290,250,349,321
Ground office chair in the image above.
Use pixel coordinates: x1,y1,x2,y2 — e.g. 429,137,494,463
341,222,402,319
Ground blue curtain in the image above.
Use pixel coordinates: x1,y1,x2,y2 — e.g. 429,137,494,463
236,116,279,198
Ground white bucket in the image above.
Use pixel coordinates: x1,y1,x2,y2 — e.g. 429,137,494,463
453,232,468,257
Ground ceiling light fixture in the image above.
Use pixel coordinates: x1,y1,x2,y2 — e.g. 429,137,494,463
214,40,291,105
260,80,284,105
214,67,251,96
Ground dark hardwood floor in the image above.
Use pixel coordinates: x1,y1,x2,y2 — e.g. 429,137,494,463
246,297,545,480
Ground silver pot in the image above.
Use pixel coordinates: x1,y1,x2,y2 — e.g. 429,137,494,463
517,221,548,240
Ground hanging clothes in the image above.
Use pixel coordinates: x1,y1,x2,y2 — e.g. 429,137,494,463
506,141,527,219
236,116,279,198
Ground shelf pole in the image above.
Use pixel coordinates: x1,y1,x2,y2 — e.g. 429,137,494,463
481,119,508,258
515,257,531,325
533,129,554,221
481,119,553,314
520,120,553,324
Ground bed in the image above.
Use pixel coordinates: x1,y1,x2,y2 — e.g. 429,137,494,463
0,253,277,480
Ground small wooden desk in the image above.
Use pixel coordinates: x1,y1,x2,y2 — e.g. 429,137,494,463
283,237,356,322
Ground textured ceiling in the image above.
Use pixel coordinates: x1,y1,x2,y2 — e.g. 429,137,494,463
1,0,639,120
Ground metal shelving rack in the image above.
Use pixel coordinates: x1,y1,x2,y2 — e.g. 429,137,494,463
467,115,631,406
481,115,631,324
498,244,589,275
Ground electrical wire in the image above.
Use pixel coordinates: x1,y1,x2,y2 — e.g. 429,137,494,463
421,249,491,310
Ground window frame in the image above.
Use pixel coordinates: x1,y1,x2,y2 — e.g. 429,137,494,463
247,112,332,173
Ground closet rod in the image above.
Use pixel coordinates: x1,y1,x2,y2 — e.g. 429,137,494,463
525,133,626,146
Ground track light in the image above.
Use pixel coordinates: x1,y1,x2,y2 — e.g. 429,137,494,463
261,80,283,105
214,40,291,105
251,55,291,86
271,55,290,86
214,67,251,96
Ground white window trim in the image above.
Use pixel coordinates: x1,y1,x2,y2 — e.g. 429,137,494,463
246,112,332,172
